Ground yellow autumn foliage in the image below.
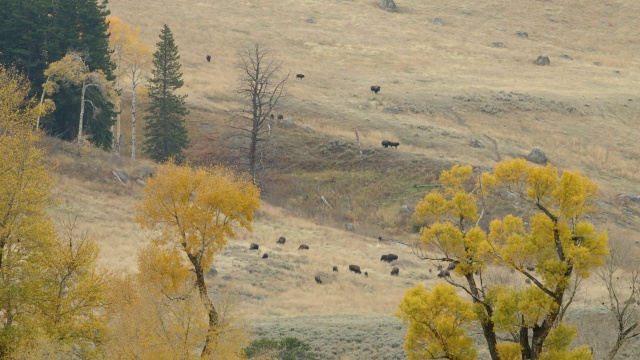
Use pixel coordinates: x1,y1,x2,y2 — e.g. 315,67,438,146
396,283,477,360
402,159,607,360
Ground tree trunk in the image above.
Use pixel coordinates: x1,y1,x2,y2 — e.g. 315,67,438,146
187,254,219,359
464,273,500,360
116,53,122,156
249,126,258,180
78,80,86,143
131,82,137,159
520,325,532,359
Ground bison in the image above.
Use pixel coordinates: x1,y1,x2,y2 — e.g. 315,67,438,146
382,140,400,149
333,266,338,272
370,85,381,94
277,114,284,120
315,275,322,284
206,54,211,62
262,253,269,259
381,140,400,149
277,236,286,244
296,74,305,80
391,267,399,276
298,244,309,250
447,262,457,271
364,272,368,277
249,243,259,250
349,265,361,274
381,254,398,263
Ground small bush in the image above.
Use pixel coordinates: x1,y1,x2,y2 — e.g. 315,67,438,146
244,337,317,360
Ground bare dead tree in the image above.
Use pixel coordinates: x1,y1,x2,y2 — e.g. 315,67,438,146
232,44,288,181
595,238,640,360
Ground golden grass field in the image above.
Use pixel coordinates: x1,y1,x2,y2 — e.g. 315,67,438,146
48,0,640,358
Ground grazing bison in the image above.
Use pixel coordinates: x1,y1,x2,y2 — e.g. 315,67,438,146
437,270,450,278
277,236,286,244
381,140,400,149
381,254,398,263
315,275,322,284
262,253,268,259
333,266,338,272
206,54,211,62
349,265,361,274
378,236,384,242
298,244,309,250
296,74,305,80
447,262,457,271
277,114,284,120
249,243,259,250
391,267,399,276
370,85,381,94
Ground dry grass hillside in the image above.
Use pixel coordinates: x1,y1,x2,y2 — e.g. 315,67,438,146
47,0,640,358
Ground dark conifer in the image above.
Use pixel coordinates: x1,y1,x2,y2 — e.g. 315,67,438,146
143,24,190,163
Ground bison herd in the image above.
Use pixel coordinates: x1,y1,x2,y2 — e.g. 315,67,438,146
247,236,402,286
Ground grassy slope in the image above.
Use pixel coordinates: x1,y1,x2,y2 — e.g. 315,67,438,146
49,0,640,358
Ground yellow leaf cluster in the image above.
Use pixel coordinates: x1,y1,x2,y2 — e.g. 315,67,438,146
136,161,261,270
137,242,192,294
496,343,522,360
396,283,477,360
538,324,592,360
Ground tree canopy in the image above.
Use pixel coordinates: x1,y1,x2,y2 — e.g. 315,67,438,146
0,65,108,359
0,0,116,149
399,160,608,360
136,161,260,358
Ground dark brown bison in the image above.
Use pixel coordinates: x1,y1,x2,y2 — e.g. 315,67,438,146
315,275,322,284
349,265,361,274
381,254,398,263
364,272,368,277
277,236,286,244
437,270,450,278
249,243,259,250
298,244,309,250
391,267,399,276
277,114,284,120
447,262,457,271
206,54,211,62
371,85,381,94
296,74,305,80
333,266,338,272
262,253,268,259
381,140,399,149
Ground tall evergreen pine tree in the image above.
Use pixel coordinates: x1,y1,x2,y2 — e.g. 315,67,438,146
143,25,190,163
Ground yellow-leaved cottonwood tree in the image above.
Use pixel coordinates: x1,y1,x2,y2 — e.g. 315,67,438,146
136,161,260,359
398,160,608,360
0,66,109,358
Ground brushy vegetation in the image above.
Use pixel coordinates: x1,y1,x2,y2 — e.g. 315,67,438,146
243,337,317,360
